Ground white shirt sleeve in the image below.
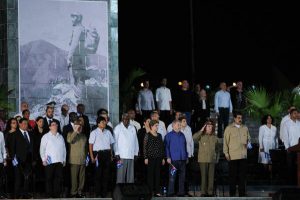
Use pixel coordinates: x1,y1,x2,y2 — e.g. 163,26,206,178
89,130,96,144
40,135,47,161
114,127,120,155
62,137,67,163
258,126,264,149
134,128,139,156
0,132,7,160
214,91,219,113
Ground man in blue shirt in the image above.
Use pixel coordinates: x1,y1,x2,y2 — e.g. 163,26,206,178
165,119,188,196
214,82,233,138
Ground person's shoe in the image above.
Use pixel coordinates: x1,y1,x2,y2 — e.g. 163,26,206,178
76,194,86,198
201,194,208,197
154,193,162,197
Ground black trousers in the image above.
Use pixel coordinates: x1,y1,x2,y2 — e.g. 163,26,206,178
217,107,229,138
141,110,153,120
94,150,111,197
147,158,161,194
45,163,63,198
159,110,171,126
287,152,297,185
0,163,4,195
228,159,247,197
14,160,32,197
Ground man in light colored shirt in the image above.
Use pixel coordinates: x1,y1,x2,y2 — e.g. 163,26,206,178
167,111,182,133
89,116,114,198
114,113,139,183
128,109,141,131
282,108,300,184
150,111,167,140
138,80,155,119
180,116,194,158
40,121,66,198
282,109,300,149
60,104,70,133
214,82,233,138
279,106,296,144
156,78,172,125
223,112,250,197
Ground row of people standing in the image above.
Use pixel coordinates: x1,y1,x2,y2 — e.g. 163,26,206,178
136,78,246,138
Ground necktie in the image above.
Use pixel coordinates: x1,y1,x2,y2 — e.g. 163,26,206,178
24,132,30,144
48,119,52,125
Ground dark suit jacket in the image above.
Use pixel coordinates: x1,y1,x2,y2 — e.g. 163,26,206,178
43,117,61,134
63,124,74,141
11,130,34,163
80,114,90,137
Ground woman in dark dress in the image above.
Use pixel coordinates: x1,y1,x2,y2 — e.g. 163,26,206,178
144,120,165,197
3,118,18,197
32,116,46,193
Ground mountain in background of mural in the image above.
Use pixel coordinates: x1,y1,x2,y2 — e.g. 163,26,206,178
20,39,107,119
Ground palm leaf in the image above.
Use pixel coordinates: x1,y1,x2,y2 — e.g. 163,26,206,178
245,87,270,109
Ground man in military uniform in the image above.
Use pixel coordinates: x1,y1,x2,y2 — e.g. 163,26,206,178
67,12,86,86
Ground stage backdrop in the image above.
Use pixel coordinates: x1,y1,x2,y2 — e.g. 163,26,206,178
14,0,119,123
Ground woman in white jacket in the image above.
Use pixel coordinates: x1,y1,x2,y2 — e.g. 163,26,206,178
258,115,278,177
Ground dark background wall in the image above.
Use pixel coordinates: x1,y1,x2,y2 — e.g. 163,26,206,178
118,0,299,91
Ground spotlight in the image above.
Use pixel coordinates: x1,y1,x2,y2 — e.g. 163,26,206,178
140,82,144,87
205,85,210,90
252,85,255,89
178,81,182,86
233,82,236,86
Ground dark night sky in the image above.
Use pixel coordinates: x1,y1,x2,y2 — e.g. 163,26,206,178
118,0,299,91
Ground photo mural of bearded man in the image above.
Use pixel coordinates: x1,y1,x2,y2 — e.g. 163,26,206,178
19,0,108,120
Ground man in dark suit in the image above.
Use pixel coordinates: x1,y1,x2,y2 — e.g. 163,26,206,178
62,112,77,140
11,118,34,198
43,106,61,134
77,104,90,137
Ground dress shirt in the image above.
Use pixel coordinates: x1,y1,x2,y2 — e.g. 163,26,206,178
130,120,141,131
201,99,206,110
114,122,139,159
46,117,53,126
181,126,194,157
60,114,69,132
158,120,167,140
258,125,278,151
138,89,155,111
282,119,300,149
214,90,233,113
156,87,172,110
0,132,7,163
0,120,5,132
89,128,114,151
279,114,290,141
40,131,66,164
165,130,188,161
20,129,30,142
167,123,173,133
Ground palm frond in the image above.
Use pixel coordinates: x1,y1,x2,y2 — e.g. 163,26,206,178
245,87,270,109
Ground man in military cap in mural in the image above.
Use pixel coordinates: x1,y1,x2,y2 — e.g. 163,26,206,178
67,12,86,87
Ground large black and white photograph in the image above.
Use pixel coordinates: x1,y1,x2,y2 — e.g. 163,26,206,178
18,0,109,119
